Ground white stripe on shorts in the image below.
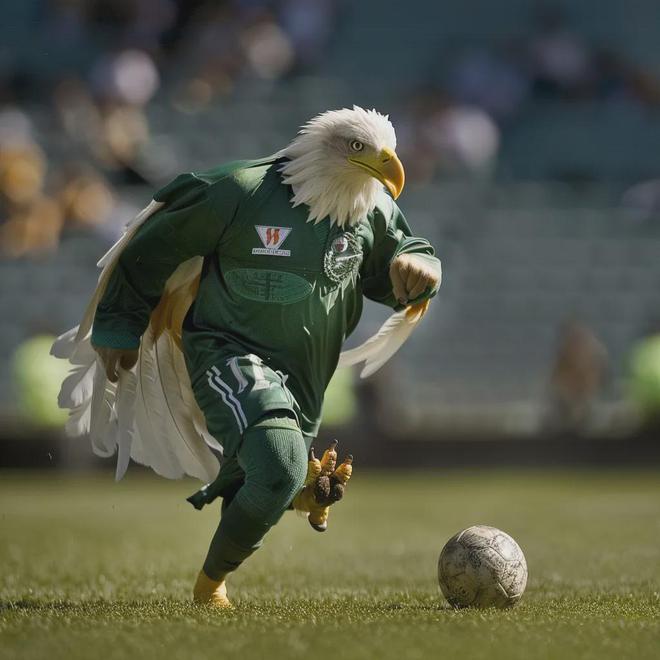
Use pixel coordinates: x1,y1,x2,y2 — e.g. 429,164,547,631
209,365,248,431
206,369,246,433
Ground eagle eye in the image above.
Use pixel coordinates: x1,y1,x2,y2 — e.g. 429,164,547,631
349,140,364,152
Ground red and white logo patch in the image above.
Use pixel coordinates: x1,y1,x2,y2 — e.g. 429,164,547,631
253,225,292,257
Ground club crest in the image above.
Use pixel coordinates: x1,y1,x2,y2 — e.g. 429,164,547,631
324,231,362,283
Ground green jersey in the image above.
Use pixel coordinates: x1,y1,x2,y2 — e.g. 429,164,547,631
92,157,440,438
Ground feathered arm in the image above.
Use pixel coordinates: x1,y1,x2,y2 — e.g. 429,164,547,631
344,195,440,377
51,197,219,482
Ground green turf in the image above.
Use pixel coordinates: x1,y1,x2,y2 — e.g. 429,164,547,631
1,469,659,660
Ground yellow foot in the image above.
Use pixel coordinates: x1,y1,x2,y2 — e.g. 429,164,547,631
192,570,232,609
293,485,330,531
292,443,353,533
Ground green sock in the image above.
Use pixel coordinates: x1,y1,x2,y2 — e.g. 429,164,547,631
203,415,307,579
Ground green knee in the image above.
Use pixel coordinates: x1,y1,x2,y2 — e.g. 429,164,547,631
234,414,307,524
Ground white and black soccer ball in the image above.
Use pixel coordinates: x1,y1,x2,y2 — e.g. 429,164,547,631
438,525,528,609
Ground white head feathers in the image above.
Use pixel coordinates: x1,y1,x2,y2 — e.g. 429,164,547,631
278,106,397,228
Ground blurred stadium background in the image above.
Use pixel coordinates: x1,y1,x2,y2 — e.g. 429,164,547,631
2,0,660,470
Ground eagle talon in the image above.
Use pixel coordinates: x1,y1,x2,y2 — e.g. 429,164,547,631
332,454,353,484
292,441,353,532
305,448,322,486
320,440,338,475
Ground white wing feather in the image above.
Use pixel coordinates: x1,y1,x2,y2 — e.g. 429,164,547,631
52,201,219,482
51,326,79,360
88,362,117,457
114,368,137,481
65,398,92,438
131,326,185,479
152,331,219,480
338,303,429,378
58,358,95,410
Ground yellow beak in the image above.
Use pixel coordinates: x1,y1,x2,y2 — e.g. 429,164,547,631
349,147,405,199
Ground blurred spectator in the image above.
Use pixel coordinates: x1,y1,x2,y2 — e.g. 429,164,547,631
401,91,500,180
278,0,337,71
0,108,34,149
122,0,178,51
395,91,446,183
592,48,636,103
85,0,140,32
170,3,245,102
446,47,529,121
527,5,595,100
87,49,159,183
90,49,160,107
57,165,116,232
43,0,87,47
0,195,64,258
95,102,151,184
544,321,608,434
0,140,64,258
0,141,45,207
426,104,500,175
622,179,660,222
623,64,660,108
0,101,122,257
240,11,295,80
53,78,103,152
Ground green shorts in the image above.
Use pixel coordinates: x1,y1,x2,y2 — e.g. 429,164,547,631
190,352,302,458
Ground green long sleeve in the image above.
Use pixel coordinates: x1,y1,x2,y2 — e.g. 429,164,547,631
360,194,441,309
91,172,240,349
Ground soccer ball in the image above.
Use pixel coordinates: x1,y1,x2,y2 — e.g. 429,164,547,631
438,525,527,609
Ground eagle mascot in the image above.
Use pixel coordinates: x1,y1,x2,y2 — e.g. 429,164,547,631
52,106,441,607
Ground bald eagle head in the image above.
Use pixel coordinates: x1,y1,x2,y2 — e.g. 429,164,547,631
278,106,405,228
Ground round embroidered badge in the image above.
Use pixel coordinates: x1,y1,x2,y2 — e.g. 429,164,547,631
324,232,363,283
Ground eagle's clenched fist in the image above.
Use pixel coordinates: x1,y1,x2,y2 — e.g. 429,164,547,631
390,253,441,306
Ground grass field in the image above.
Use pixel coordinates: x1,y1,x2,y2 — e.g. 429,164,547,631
1,469,659,660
